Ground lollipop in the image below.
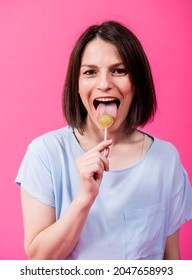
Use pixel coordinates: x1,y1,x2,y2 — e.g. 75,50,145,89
98,114,114,129
98,113,114,156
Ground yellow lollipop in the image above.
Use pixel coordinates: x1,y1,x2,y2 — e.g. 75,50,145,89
98,114,114,156
98,114,114,128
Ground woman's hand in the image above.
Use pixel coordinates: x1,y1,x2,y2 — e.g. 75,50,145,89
76,139,112,203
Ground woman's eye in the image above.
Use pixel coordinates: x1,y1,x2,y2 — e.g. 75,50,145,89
83,70,96,76
113,68,127,75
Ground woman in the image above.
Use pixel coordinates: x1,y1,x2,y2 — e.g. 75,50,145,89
15,21,192,260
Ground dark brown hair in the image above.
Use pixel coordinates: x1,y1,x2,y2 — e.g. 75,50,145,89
63,20,157,133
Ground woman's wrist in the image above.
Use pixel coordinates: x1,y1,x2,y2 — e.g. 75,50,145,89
75,190,97,210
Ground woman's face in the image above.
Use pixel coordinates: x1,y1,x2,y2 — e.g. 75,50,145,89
78,38,135,131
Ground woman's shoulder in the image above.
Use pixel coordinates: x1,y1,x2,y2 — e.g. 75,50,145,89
27,125,73,153
155,136,178,154
144,131,181,162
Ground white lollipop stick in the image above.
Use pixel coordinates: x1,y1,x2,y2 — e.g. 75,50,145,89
104,127,107,141
104,127,107,156
98,114,114,157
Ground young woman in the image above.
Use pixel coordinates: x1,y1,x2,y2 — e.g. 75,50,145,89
15,21,192,260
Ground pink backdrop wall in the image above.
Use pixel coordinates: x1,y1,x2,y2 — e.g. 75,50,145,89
0,0,191,259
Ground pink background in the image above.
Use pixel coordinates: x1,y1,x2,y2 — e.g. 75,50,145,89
0,0,191,259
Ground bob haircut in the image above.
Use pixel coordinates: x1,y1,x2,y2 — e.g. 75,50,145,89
63,20,157,133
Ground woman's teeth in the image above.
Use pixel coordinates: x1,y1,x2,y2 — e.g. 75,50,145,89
93,97,120,109
96,97,117,102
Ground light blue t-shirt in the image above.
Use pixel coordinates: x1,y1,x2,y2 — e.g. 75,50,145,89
15,126,192,260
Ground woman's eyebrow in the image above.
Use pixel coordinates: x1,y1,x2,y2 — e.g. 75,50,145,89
110,62,124,67
81,62,124,68
81,64,97,68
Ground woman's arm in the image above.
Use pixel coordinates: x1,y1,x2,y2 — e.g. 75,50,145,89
21,188,94,259
163,230,180,260
21,139,112,260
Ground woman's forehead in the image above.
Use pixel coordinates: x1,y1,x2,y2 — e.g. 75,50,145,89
81,38,122,65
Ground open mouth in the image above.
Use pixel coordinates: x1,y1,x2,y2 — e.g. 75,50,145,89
93,97,120,109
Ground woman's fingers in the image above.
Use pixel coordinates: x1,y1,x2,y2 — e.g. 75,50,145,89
91,139,112,154
78,144,111,172
76,138,113,201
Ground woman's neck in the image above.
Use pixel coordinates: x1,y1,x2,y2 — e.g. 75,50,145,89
74,117,137,151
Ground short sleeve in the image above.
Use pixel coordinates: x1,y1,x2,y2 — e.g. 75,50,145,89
166,151,192,236
15,137,55,207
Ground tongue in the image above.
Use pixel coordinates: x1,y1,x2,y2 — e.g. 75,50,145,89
96,102,117,120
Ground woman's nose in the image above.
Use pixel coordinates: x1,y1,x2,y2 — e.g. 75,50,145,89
97,73,113,91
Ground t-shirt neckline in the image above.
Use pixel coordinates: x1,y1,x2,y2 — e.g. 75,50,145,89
69,126,157,173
